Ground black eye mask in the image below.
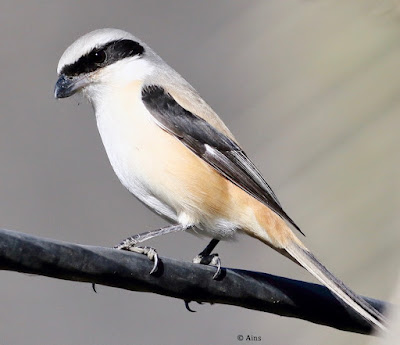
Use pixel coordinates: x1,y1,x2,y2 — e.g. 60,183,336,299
60,39,145,76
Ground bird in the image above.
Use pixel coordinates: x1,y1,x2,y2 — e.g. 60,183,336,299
54,28,386,330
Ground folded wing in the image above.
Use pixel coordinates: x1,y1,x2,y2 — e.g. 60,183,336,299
141,85,303,235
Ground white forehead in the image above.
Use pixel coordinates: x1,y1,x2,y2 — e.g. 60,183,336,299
57,28,140,74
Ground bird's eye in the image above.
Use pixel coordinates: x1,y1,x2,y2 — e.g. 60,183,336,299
89,50,107,64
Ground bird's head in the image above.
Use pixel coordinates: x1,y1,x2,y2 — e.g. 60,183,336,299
54,28,156,101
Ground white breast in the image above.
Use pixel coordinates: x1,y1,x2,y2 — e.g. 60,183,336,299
93,82,178,222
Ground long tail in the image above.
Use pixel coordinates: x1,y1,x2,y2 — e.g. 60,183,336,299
285,240,387,331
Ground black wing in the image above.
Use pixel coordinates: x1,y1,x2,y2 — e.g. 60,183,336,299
142,85,303,235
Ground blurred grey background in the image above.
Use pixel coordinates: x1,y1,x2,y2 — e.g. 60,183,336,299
0,1,399,344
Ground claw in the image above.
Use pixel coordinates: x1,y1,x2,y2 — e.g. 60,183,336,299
92,283,97,293
149,249,159,275
212,256,222,280
184,300,197,312
118,245,160,275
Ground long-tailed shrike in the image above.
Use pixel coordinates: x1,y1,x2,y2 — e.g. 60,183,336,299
54,28,386,330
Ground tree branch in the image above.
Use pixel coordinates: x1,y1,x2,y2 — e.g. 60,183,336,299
0,228,387,334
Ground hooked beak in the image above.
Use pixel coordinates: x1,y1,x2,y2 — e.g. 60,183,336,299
54,74,90,99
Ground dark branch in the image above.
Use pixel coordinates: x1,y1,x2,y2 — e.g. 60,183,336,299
0,228,387,334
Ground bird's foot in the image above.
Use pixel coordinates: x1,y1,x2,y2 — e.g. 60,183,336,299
115,239,160,275
192,253,221,280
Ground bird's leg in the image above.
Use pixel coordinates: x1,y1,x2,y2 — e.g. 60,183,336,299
184,238,221,310
115,224,186,250
192,238,221,279
92,224,187,292
115,224,187,274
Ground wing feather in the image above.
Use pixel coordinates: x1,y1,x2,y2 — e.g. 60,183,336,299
142,85,303,235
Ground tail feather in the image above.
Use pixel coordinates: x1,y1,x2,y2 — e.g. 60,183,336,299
285,241,387,331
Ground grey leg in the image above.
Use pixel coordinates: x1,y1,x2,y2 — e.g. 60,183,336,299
115,224,187,274
193,239,221,279
115,224,186,250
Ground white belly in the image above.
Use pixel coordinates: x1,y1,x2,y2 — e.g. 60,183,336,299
95,86,178,222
